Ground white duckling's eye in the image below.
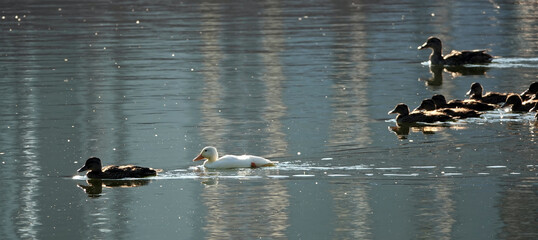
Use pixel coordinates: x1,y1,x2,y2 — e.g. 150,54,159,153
204,149,208,152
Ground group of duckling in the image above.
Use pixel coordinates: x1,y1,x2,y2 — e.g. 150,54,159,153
389,36,537,124
389,81,538,124
76,36,534,179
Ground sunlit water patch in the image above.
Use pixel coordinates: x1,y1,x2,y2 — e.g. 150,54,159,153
420,57,538,68
489,57,538,68
71,160,537,182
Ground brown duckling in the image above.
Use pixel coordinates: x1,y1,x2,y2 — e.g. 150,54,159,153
389,103,453,124
431,94,496,111
418,36,493,65
413,99,437,112
466,82,511,104
77,157,161,179
415,99,481,119
500,94,534,112
521,82,538,101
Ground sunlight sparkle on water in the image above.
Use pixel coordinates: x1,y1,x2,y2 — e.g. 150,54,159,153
486,165,507,168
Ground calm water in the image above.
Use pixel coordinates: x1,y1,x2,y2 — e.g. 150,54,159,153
1,0,537,239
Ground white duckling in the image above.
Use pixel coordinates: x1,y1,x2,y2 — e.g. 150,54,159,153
193,146,276,169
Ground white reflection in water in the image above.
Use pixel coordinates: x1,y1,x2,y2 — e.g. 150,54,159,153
200,180,290,239
195,3,291,238
327,4,372,149
260,0,288,157
198,2,229,148
330,180,372,239
88,208,113,237
16,78,42,239
414,180,456,240
499,177,538,238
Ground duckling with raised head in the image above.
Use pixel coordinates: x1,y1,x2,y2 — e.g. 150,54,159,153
77,157,160,179
466,82,510,104
418,37,493,65
500,94,534,112
389,103,453,124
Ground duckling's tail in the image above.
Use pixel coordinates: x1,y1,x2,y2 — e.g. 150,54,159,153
262,161,278,167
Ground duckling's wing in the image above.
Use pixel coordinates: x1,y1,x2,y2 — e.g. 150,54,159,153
459,100,496,111
206,155,274,168
482,92,509,104
103,165,157,178
445,49,492,64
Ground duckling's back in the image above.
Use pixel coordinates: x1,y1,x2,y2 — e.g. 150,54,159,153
444,50,493,65
91,165,159,179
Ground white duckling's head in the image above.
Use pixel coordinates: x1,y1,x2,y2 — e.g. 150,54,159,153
193,146,219,163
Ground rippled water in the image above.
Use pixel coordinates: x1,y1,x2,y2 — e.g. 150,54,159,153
1,0,537,239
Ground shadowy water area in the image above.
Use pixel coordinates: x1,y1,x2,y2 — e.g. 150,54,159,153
1,0,537,239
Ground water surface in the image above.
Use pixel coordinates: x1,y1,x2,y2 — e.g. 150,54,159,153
1,0,537,239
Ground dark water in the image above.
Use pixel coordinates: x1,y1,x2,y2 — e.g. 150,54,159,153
1,0,537,239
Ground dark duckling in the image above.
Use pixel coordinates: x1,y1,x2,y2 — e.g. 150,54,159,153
77,157,160,179
389,103,453,124
432,94,496,111
521,82,538,101
413,99,437,112
415,99,481,119
500,94,534,112
418,36,493,65
466,82,510,104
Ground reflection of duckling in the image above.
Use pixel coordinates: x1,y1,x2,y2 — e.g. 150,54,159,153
421,65,444,86
415,99,481,119
77,157,160,179
443,65,489,76
418,36,493,65
432,94,496,111
388,125,410,139
521,82,538,101
77,179,151,197
501,94,534,112
77,179,103,197
389,103,452,123
466,82,510,104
